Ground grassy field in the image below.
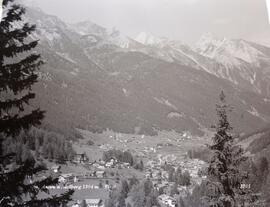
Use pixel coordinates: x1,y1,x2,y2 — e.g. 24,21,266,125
75,129,210,161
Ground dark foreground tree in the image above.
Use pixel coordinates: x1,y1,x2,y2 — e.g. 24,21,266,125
0,0,44,137
205,91,251,207
0,0,73,206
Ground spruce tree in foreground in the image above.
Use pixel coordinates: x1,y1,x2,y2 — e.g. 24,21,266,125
0,0,44,137
0,0,73,206
205,91,251,207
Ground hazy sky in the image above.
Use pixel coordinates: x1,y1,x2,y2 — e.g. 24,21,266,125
22,0,270,44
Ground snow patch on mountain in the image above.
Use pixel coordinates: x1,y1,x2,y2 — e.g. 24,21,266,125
107,28,132,49
72,21,106,36
56,52,77,64
154,97,178,110
70,68,80,76
196,33,266,66
135,32,165,46
248,106,266,121
167,112,185,119
72,22,135,49
172,46,212,73
122,88,130,97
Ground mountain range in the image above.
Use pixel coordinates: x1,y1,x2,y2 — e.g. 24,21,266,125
23,6,270,136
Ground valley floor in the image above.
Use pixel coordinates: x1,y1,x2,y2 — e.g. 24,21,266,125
41,129,211,206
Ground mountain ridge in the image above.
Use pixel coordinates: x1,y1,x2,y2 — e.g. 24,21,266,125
22,6,270,136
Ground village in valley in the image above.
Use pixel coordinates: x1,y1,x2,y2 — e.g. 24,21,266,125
2,0,270,206
41,129,209,207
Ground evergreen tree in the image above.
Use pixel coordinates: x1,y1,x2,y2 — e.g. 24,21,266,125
177,197,186,207
81,200,87,207
0,0,45,138
117,196,126,207
205,91,250,207
178,171,191,186
120,180,130,198
0,0,73,206
106,191,117,207
170,182,179,196
129,176,139,189
262,174,270,206
258,157,269,187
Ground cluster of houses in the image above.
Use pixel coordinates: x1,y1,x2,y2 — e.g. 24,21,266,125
69,199,104,207
53,170,107,184
50,132,207,207
158,194,177,207
71,153,132,171
57,172,112,190
50,156,132,187
90,158,131,170
73,153,89,164
178,159,207,180
143,157,207,206
147,156,207,182
145,168,169,181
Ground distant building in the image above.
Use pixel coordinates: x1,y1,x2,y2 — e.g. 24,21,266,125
59,173,73,183
105,158,117,168
96,171,105,178
73,176,78,183
158,194,176,207
92,162,101,168
69,200,82,207
70,202,80,207
104,184,110,190
97,165,105,170
74,153,89,163
122,162,130,168
51,165,61,173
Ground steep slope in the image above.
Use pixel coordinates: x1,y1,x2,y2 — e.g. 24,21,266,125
134,32,207,69
133,32,270,99
71,21,143,50
195,33,270,97
21,7,270,136
239,125,270,172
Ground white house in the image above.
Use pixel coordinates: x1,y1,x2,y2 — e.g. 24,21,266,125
59,173,73,183
96,171,105,178
73,176,78,183
51,165,61,173
158,194,176,207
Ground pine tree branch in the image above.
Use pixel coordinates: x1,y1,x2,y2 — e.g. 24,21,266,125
2,54,43,77
0,92,35,114
5,23,36,43
1,40,38,59
0,73,39,94
0,109,45,136
0,54,44,93
3,0,15,7
15,190,74,207
0,4,25,30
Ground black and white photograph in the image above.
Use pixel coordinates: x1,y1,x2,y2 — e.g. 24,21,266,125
1,0,270,206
